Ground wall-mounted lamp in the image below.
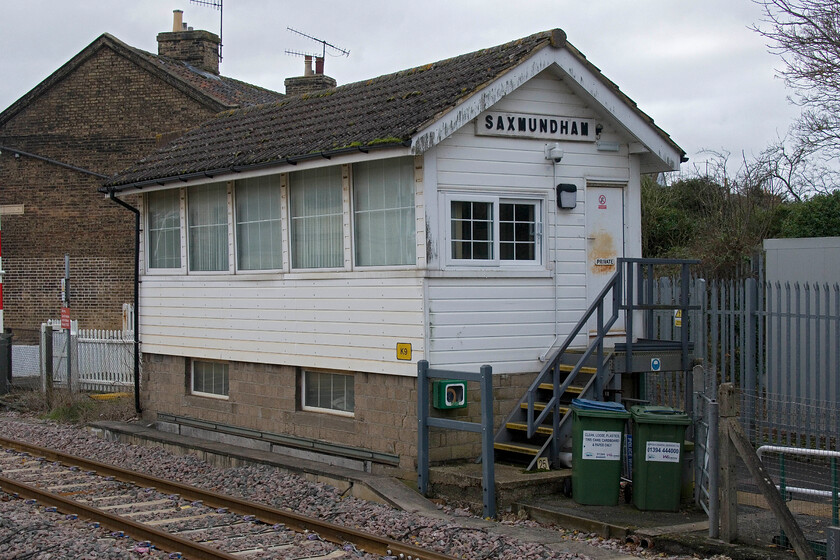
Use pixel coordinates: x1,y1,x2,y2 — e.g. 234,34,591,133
596,141,620,152
556,183,577,209
544,143,564,163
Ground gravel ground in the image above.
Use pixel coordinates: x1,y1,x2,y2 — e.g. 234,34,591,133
0,412,732,560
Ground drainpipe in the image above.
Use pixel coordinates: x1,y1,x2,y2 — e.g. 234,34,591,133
108,190,142,414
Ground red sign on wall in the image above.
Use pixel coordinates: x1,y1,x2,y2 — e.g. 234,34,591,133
61,307,71,330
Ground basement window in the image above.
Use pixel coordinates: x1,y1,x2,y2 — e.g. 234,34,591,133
302,370,354,416
191,360,229,399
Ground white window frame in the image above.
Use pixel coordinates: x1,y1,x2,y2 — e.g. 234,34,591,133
144,188,186,275
301,370,355,417
351,157,416,268
186,182,234,274
445,193,543,268
190,360,230,399
233,176,285,273
289,167,345,270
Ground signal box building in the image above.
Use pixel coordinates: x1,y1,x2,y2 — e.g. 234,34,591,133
106,29,684,477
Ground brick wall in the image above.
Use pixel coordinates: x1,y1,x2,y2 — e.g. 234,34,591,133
140,353,536,479
0,45,219,342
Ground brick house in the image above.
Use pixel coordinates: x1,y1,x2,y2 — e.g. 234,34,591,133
0,11,282,343
106,29,684,477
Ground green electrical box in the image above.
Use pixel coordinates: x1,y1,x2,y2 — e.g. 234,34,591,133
433,380,467,409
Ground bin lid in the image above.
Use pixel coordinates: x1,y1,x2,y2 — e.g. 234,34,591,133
571,399,630,417
630,405,691,425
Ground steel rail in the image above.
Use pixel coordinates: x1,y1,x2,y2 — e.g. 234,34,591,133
0,436,455,560
0,474,240,560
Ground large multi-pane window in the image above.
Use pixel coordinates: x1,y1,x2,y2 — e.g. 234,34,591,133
302,370,354,415
353,158,415,266
191,360,229,398
147,189,181,269
188,183,229,271
235,176,282,270
449,197,540,265
290,167,343,269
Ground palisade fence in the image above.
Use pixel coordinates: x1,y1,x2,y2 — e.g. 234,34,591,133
39,304,136,393
647,274,839,552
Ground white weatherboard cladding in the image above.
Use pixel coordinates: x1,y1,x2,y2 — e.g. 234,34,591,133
139,276,424,376
427,71,633,373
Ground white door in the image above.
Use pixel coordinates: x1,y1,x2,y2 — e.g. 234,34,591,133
585,184,626,333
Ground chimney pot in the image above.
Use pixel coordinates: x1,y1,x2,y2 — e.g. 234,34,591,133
304,55,314,76
315,56,324,75
172,10,183,32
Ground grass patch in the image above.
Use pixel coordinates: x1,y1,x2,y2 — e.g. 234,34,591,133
0,388,138,424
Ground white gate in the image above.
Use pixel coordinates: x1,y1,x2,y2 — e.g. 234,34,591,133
41,305,135,393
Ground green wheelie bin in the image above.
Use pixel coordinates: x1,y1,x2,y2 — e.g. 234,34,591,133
630,405,691,511
571,399,630,505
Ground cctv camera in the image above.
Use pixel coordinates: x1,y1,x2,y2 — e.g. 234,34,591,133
544,143,564,163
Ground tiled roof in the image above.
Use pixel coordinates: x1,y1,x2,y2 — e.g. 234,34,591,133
0,33,283,129
107,29,683,189
130,45,284,108
107,30,555,188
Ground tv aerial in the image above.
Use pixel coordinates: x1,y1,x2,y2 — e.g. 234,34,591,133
285,27,350,62
190,0,224,62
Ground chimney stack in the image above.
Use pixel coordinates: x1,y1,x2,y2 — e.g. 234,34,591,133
284,55,336,96
172,9,183,32
157,9,221,75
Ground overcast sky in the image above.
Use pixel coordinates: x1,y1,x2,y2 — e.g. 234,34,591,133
0,0,800,173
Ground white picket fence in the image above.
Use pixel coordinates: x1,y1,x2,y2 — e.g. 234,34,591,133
41,304,136,393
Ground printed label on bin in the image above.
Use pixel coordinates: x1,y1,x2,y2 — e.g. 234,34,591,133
645,441,681,463
581,430,622,460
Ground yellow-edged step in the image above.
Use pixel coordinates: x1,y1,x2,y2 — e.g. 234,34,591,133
538,383,584,394
506,422,553,435
520,402,570,415
494,441,542,455
557,364,597,374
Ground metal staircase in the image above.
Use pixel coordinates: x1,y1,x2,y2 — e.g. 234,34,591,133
493,258,699,470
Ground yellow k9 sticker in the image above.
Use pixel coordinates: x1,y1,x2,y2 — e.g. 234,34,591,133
396,343,412,361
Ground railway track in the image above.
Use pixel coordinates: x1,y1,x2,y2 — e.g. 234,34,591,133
0,436,454,560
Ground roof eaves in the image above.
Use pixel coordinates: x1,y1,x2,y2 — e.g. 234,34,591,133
101,140,410,193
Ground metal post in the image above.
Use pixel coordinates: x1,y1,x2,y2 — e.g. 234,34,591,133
479,364,496,519
708,398,720,539
417,360,430,496
744,277,757,438
779,454,789,548
681,263,693,419
64,255,75,393
832,456,838,527
42,323,53,408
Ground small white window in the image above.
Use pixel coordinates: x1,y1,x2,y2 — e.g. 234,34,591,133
302,370,354,416
191,360,229,398
447,195,541,266
147,189,181,269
